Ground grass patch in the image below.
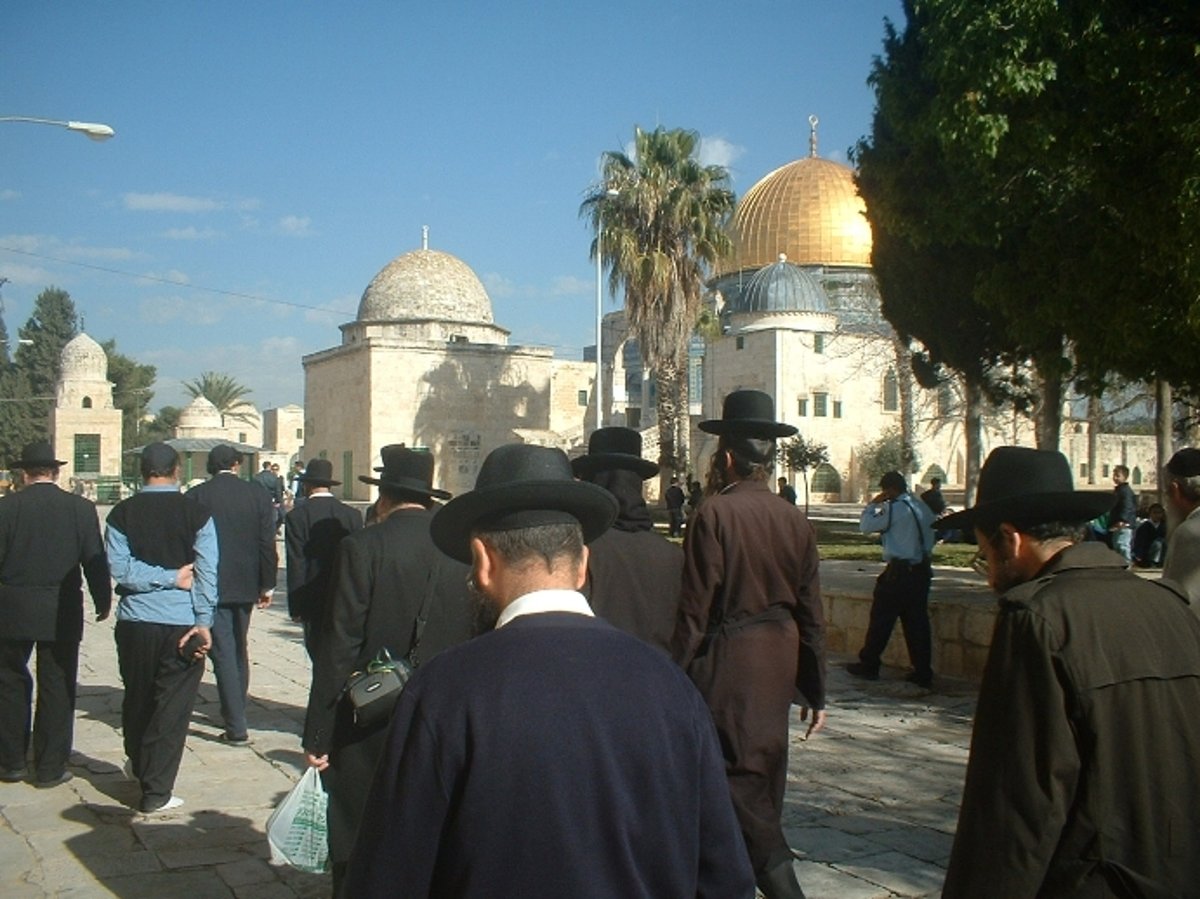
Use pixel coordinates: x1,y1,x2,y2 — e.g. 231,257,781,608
814,518,977,567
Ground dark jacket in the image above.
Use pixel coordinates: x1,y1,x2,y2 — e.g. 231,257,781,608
944,542,1200,898
284,495,362,620
0,482,111,641
186,472,277,604
346,613,755,898
302,507,473,864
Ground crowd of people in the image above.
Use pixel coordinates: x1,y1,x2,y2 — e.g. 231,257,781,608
3,391,1200,896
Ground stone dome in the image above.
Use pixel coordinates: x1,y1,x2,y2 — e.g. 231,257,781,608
733,255,830,314
726,155,872,270
60,332,108,380
357,248,495,325
178,395,222,430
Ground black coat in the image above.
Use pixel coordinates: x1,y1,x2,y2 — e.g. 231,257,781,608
584,528,682,654
302,507,474,863
284,495,362,620
186,472,277,604
0,482,111,642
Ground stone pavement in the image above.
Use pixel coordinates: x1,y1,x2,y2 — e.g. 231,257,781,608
1,565,979,898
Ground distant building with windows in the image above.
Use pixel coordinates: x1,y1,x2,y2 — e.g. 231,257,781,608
50,332,122,494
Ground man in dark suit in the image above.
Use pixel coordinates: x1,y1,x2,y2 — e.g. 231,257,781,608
344,444,754,898
303,446,473,895
284,458,362,659
254,460,284,530
572,427,683,654
0,441,111,786
186,445,277,744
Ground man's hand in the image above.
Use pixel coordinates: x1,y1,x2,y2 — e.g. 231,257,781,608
304,752,329,771
175,563,195,590
799,707,827,740
257,591,273,609
178,625,212,661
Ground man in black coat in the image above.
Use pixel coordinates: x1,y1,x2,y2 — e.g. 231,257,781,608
186,445,276,744
344,444,754,898
284,458,362,659
572,427,683,654
303,446,473,896
0,441,111,786
938,447,1200,897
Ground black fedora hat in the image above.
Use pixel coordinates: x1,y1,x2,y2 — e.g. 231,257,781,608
571,427,659,481
11,441,67,469
936,446,1112,533
359,446,450,502
432,444,618,564
296,458,341,487
372,443,407,473
699,389,797,439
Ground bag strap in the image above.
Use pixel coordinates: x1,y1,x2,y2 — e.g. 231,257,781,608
904,497,930,558
405,559,441,669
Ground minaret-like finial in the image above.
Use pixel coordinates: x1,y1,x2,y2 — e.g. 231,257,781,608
422,225,429,250
808,115,819,158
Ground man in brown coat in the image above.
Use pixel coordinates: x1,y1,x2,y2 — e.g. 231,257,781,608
939,447,1200,897
671,390,827,899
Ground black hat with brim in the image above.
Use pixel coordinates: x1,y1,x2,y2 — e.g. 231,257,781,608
296,457,341,487
432,444,618,564
936,446,1112,533
11,440,67,469
358,447,450,502
698,389,797,439
571,427,659,481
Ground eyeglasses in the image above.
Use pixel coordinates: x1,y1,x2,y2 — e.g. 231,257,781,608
970,551,989,577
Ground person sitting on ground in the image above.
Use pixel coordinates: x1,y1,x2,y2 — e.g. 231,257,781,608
1132,502,1167,568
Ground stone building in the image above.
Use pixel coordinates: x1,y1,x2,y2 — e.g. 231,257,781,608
50,332,122,493
302,240,594,500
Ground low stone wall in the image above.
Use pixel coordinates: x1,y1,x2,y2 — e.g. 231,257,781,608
822,587,998,681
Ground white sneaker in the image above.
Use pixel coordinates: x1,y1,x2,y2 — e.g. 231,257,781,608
141,795,184,814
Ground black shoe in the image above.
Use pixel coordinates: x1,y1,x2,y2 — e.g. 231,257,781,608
844,662,880,681
756,858,807,899
905,672,934,689
219,732,251,746
34,771,74,789
0,767,28,783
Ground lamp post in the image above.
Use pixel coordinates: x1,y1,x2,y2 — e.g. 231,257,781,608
0,116,115,141
595,187,619,433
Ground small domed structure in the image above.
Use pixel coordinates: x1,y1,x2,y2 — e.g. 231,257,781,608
735,254,831,314
176,396,224,436
358,248,496,325
60,332,108,380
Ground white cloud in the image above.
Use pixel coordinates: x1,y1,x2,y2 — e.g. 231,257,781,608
0,261,55,286
698,135,745,169
278,215,313,237
0,189,19,201
163,226,220,241
482,272,517,298
304,294,357,324
551,275,592,296
138,295,224,326
124,192,223,213
138,269,191,287
63,244,136,261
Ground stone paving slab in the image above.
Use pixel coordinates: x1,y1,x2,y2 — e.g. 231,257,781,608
0,563,979,898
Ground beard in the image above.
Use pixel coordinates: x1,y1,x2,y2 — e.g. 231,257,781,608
469,577,501,635
1166,502,1186,536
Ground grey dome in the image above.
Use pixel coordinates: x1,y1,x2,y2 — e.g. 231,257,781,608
733,255,830,314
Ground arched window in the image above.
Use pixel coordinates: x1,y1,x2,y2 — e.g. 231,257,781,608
811,463,842,495
1132,466,1142,485
882,369,899,412
81,396,92,409
923,464,947,484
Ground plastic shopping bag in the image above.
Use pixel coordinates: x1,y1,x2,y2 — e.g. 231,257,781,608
266,766,329,873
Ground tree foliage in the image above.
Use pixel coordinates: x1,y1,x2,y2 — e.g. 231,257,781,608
581,127,735,484
183,371,256,426
857,427,920,489
779,434,830,514
102,339,156,452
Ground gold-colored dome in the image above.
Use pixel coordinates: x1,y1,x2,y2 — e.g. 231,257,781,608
726,156,872,270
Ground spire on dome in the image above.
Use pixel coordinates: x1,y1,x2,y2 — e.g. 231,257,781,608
808,115,819,158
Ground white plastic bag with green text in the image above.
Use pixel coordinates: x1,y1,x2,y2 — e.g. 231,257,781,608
267,766,329,873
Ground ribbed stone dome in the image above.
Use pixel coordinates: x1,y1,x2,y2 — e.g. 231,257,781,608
733,255,830,314
60,332,108,380
357,248,495,325
178,396,222,429
726,156,872,270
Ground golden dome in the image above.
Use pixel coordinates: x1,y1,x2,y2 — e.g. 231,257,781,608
727,156,872,270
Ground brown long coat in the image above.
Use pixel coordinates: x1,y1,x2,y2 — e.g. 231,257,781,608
671,478,826,872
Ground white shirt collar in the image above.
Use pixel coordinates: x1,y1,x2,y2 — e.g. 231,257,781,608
495,589,593,629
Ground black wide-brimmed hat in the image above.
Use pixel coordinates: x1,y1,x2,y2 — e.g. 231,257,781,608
296,458,340,487
372,443,407,473
359,446,450,502
432,443,618,564
936,446,1112,533
571,427,659,481
10,440,67,469
699,389,797,439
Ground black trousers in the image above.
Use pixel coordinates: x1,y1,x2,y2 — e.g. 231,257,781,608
209,604,253,739
859,560,933,679
0,638,79,778
115,620,204,806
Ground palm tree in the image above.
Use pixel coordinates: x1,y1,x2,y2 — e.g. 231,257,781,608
581,127,735,484
183,371,256,427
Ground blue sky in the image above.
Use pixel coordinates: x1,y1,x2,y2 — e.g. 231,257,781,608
2,0,902,412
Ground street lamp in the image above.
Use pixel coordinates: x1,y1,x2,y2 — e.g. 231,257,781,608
0,116,115,141
595,187,619,432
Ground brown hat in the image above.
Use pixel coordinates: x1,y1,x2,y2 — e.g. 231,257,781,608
10,441,66,469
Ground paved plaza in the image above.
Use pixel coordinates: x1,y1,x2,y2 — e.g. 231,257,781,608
1,557,980,898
